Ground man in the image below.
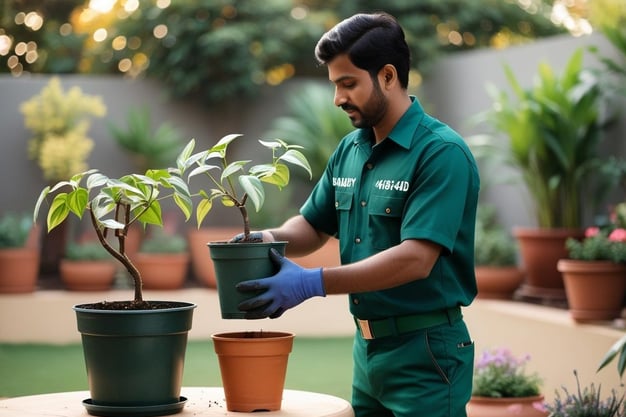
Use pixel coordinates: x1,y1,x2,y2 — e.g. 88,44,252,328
235,12,480,417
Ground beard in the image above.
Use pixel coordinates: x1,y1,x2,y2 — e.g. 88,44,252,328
341,80,388,128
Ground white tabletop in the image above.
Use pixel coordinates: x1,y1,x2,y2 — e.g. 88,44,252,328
0,387,354,417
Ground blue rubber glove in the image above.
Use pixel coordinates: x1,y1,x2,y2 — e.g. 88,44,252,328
236,248,325,319
229,232,263,243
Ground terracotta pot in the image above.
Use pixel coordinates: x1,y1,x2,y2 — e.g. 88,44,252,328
187,227,241,288
134,253,190,290
557,259,626,322
0,247,40,293
513,227,584,302
60,260,116,291
467,395,548,417
475,266,525,300
212,331,295,412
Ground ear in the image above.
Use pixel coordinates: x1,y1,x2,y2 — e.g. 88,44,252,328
379,64,397,88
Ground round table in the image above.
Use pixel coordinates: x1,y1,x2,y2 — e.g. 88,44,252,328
0,387,354,417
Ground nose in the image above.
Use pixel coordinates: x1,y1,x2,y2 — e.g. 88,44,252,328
334,87,346,107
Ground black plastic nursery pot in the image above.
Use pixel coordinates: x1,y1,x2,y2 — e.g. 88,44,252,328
208,241,287,319
73,301,196,417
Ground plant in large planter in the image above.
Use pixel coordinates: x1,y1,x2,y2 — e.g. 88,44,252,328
177,134,311,412
467,347,547,417
557,204,626,322
474,205,524,300
33,161,196,416
474,48,611,301
0,212,40,293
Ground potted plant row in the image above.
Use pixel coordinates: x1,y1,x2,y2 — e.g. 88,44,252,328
473,48,612,302
135,226,190,290
34,133,312,415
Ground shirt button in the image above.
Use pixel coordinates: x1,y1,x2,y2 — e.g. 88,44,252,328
366,163,373,170
355,237,361,244
335,201,339,208
385,207,391,214
360,201,366,207
353,298,359,305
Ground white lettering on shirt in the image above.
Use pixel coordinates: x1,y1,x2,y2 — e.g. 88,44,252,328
332,177,357,188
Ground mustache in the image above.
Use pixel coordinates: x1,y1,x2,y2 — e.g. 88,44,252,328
340,104,358,112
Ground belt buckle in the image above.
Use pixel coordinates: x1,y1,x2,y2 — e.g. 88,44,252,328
357,319,374,340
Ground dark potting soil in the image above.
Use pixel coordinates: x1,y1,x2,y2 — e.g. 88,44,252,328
76,300,190,310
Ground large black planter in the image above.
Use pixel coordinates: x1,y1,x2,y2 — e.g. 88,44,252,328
74,301,196,416
209,241,286,319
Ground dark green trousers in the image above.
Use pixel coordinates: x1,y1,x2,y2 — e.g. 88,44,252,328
352,318,474,417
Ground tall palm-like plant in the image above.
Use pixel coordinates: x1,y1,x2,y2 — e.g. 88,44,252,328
475,48,610,229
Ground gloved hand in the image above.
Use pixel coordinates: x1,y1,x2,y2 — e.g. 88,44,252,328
236,248,325,319
229,231,263,243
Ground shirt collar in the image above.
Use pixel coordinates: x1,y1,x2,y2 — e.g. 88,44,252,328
353,96,424,149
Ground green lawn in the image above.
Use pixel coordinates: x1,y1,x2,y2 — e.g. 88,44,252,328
0,337,353,401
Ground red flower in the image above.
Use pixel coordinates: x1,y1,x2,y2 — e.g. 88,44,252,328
585,227,600,238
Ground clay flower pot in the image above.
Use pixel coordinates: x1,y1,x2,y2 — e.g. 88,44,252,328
212,331,295,412
557,259,626,322
467,395,548,417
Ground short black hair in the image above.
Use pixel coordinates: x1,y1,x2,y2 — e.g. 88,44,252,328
315,13,410,89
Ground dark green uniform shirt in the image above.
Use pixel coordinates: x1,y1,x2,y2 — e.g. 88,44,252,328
300,97,480,319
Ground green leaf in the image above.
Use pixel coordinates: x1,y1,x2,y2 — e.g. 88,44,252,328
136,201,162,225
222,160,249,181
279,149,312,179
239,175,264,211
259,163,290,188
33,186,51,223
47,194,70,231
67,188,89,219
196,198,212,227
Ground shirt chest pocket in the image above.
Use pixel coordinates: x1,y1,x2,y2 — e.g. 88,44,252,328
335,191,353,239
368,195,404,249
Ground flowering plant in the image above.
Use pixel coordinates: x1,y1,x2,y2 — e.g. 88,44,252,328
545,370,625,417
20,77,106,182
472,347,542,398
565,204,626,263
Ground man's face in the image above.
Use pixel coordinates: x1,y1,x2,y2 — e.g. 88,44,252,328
327,54,388,129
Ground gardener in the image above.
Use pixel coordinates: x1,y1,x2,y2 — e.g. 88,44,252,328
235,12,480,417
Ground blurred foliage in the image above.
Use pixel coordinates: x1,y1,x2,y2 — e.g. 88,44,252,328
1,0,569,104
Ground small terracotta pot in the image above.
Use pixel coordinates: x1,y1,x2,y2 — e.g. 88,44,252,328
557,259,626,322
0,247,40,293
212,331,295,412
467,395,548,417
60,260,116,291
134,253,189,290
475,266,525,299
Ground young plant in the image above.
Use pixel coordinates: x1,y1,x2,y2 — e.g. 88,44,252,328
176,134,312,241
33,167,193,307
